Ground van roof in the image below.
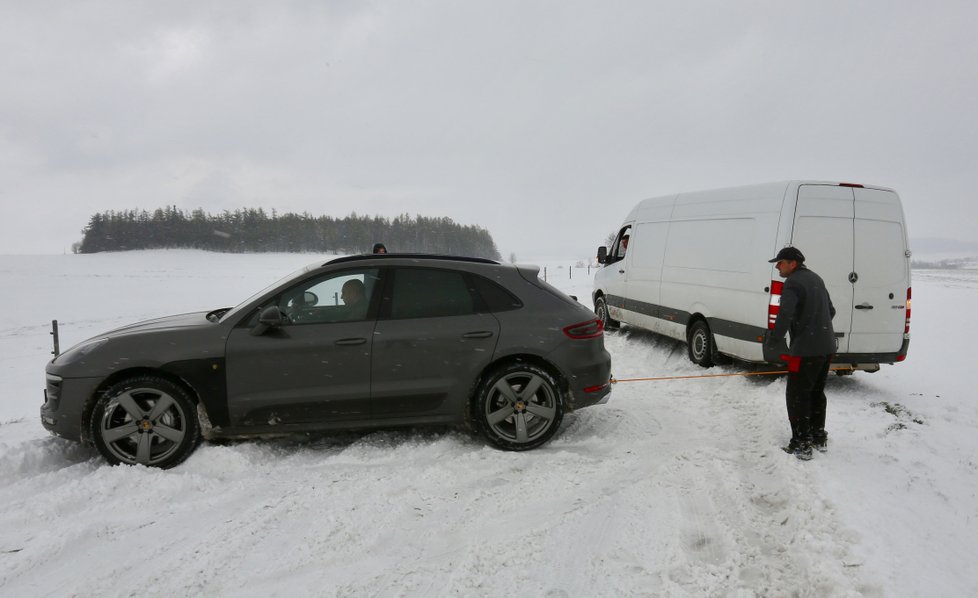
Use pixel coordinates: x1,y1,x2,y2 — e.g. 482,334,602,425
627,180,896,222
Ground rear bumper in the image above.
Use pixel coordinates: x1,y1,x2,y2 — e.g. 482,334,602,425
546,343,613,411
762,337,911,366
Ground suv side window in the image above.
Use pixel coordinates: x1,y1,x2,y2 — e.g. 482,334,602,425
388,268,476,319
467,274,523,312
278,268,380,324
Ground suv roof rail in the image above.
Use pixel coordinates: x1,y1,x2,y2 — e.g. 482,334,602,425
326,253,500,266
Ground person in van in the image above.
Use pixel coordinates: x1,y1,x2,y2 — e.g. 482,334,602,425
372,243,387,254
765,247,835,460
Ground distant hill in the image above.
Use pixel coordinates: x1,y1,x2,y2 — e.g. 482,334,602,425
911,237,978,256
910,237,978,270
77,208,501,259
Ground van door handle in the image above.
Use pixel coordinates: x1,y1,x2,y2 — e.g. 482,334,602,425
618,269,625,274
854,303,874,310
335,337,367,345
462,331,494,339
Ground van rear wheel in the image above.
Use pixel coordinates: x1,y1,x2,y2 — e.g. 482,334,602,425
688,320,721,368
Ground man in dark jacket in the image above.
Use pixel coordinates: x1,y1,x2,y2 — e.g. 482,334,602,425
766,247,836,460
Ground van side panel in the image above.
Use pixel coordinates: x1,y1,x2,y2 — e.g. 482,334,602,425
656,185,786,357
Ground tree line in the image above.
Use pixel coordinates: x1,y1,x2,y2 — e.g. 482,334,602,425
77,207,501,259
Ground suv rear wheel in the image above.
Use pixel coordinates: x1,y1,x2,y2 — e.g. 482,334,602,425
474,363,564,451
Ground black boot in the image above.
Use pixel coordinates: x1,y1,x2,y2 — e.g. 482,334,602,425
812,430,828,453
795,441,813,461
782,438,813,460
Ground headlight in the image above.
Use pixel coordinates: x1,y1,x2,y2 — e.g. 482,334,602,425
53,337,109,365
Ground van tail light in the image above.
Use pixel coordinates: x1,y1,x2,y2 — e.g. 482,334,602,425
563,318,604,339
904,287,912,333
767,280,784,329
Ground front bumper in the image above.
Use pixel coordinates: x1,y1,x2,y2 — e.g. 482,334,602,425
40,373,102,442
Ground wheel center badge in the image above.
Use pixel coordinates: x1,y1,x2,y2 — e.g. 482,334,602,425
140,420,153,431
515,401,526,412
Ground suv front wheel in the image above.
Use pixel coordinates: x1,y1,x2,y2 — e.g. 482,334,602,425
474,362,564,451
90,375,201,468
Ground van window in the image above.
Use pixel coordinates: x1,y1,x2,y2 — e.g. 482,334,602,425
609,225,632,263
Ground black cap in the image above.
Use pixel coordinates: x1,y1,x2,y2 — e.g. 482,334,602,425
768,247,805,263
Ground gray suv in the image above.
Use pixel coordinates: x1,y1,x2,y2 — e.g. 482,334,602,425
42,255,612,468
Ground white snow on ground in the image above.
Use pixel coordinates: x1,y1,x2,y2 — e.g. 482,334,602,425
1,250,976,596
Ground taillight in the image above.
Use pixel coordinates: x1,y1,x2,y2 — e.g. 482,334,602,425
905,287,912,334
768,280,784,329
563,318,604,339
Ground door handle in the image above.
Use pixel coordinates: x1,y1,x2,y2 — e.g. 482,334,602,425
335,337,367,345
462,331,495,339
854,303,874,310
618,269,625,274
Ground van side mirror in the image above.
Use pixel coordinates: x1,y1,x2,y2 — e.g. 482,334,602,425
597,246,607,264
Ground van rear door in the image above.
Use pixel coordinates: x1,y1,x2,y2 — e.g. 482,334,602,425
790,184,909,357
790,184,855,353
850,187,909,354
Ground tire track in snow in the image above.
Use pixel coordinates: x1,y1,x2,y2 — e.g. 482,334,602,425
653,375,882,596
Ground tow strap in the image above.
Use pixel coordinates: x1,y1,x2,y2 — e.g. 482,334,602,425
610,365,854,384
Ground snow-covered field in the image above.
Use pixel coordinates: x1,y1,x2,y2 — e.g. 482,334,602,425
1,250,976,596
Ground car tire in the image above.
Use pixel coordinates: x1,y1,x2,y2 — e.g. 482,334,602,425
474,362,564,451
90,375,201,468
687,320,720,368
595,296,620,330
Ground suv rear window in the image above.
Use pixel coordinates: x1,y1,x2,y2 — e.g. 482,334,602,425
467,274,523,312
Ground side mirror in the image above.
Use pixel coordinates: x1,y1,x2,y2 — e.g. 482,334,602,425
251,306,284,336
597,246,608,264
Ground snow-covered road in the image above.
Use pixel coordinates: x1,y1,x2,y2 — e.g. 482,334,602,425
1,251,976,596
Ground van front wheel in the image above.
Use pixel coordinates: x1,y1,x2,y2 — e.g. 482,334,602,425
595,296,619,330
687,321,718,368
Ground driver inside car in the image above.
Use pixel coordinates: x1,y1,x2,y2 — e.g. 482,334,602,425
340,279,367,320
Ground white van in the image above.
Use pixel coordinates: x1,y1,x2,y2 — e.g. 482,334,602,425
593,181,911,371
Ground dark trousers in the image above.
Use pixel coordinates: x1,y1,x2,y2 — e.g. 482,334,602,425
785,355,831,443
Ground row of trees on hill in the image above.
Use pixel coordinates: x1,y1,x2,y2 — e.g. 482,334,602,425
77,207,501,259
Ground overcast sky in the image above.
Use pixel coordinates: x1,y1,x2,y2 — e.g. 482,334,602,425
1,1,976,258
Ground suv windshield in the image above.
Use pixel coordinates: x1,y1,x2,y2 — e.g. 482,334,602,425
219,264,319,322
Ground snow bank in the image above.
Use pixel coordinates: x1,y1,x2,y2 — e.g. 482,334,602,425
1,251,976,596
